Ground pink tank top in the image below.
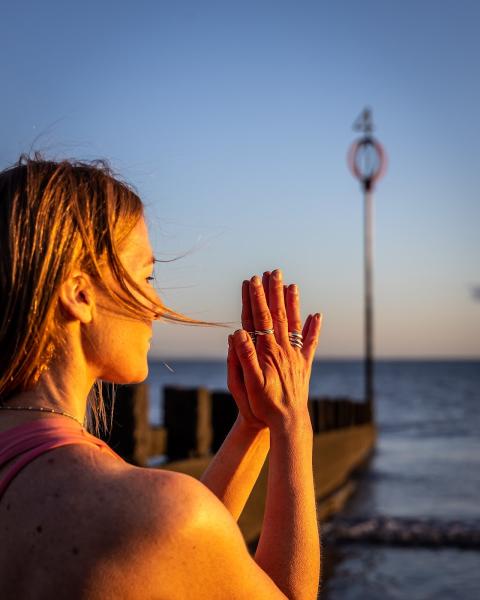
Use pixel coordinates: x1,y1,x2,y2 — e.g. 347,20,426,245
0,419,125,501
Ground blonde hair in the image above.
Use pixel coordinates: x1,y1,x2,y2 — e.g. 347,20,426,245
0,155,210,435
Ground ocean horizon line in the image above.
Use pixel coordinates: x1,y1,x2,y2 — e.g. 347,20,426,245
148,356,480,363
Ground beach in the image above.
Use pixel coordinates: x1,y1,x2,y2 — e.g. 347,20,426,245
147,358,480,599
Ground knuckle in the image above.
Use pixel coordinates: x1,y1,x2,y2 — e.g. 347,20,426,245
257,308,271,323
262,342,280,359
251,285,264,298
271,307,287,322
238,343,256,360
270,282,282,295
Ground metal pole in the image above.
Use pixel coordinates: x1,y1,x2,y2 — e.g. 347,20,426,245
364,186,374,418
348,108,386,420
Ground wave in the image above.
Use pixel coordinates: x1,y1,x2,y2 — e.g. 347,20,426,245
322,516,480,549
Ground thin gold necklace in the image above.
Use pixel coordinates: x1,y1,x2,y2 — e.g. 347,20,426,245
0,405,85,428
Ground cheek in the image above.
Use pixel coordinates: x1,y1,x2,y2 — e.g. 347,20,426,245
85,315,152,383
96,323,150,382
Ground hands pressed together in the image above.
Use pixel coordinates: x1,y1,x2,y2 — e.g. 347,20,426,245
227,269,322,432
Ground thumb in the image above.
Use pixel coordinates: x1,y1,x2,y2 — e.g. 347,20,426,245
227,335,246,399
231,329,264,392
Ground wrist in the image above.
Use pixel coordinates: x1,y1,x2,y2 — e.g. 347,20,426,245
269,410,313,439
235,413,269,436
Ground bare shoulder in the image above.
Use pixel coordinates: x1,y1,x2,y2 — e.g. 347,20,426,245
1,443,285,599
90,465,287,600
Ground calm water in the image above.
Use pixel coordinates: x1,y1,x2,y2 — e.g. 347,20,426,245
146,359,480,599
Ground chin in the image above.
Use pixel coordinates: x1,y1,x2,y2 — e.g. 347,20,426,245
127,362,149,384
102,359,149,385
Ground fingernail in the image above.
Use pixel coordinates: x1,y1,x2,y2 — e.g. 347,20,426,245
272,269,282,280
251,275,261,286
289,284,298,294
235,329,247,341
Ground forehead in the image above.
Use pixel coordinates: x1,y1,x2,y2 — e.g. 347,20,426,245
120,217,153,264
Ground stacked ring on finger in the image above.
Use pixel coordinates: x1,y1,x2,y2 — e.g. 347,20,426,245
289,330,303,349
247,331,257,344
254,328,274,336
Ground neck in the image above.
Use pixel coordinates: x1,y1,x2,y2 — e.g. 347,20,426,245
2,357,96,428
0,405,85,427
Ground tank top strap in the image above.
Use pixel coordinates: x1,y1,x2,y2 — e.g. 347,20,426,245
0,419,125,501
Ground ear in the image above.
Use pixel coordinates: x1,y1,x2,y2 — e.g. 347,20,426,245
57,271,95,324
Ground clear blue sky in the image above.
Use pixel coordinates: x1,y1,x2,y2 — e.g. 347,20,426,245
1,0,479,358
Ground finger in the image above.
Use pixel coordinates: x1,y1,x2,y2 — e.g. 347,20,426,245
249,276,275,348
302,314,313,339
227,335,245,394
232,329,264,389
262,271,271,306
283,285,288,308
227,336,264,424
268,269,289,346
286,284,302,334
241,280,254,334
227,335,250,411
302,313,323,364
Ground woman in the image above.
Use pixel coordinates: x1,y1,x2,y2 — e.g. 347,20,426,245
0,157,322,599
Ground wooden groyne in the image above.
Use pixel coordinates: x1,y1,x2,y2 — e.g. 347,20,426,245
101,384,376,545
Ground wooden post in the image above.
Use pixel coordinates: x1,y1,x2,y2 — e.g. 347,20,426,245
164,386,212,461
308,399,321,434
318,399,327,432
100,383,151,466
211,392,238,453
149,426,167,457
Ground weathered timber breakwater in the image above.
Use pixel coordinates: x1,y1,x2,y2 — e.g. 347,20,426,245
100,384,376,545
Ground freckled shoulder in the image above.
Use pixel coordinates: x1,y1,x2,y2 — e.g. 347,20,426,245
1,444,285,599
82,465,288,600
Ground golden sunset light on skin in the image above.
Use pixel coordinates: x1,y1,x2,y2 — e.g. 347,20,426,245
0,157,322,599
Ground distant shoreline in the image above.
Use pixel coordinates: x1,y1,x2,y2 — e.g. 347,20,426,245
149,356,480,363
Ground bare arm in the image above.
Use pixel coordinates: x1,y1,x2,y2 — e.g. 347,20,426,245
200,415,269,520
230,270,322,600
201,275,273,519
255,417,319,600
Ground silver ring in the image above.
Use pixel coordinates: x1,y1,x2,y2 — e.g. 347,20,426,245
289,331,303,339
247,331,257,343
290,339,303,348
255,328,274,336
289,331,303,349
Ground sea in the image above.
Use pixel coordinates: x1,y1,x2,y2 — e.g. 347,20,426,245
146,359,480,600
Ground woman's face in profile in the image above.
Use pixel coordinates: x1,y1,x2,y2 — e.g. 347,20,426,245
90,216,160,384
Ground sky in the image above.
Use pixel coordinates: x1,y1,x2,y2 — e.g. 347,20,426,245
1,0,479,359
